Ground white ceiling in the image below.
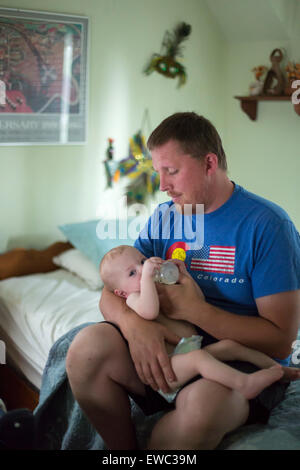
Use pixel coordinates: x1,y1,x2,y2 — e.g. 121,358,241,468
203,0,299,42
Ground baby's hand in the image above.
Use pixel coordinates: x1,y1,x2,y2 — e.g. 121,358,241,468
143,257,163,278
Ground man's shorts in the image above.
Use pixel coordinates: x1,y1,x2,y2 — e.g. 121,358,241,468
101,321,289,425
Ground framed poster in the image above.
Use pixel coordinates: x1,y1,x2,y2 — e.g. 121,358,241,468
0,8,88,145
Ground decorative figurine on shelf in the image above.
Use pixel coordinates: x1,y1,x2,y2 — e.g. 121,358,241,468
103,138,117,188
285,62,300,95
114,131,160,205
249,65,267,96
144,22,192,88
262,48,286,96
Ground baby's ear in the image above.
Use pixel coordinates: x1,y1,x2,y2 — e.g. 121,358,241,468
114,289,127,299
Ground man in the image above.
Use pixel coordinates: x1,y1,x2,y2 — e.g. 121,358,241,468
66,112,300,450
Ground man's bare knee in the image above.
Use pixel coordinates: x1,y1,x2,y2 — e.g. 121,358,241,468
175,380,248,449
66,323,144,399
149,404,226,450
66,323,123,384
65,324,141,450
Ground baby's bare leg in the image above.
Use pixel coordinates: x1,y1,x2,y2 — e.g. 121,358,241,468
205,339,300,382
169,349,283,400
204,339,278,369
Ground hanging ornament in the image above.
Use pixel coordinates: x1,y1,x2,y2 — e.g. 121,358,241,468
144,22,192,87
115,131,160,205
106,137,114,160
103,138,118,188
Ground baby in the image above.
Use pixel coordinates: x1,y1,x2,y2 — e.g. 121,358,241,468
100,245,300,402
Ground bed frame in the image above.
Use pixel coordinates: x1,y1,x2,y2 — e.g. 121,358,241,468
0,363,39,411
0,241,72,412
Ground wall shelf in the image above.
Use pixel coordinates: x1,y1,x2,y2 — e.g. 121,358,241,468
234,95,290,121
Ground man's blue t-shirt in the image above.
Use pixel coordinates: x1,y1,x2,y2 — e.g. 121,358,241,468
134,183,300,365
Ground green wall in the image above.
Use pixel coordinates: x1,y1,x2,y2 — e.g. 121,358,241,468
0,0,225,251
0,0,299,252
224,38,300,228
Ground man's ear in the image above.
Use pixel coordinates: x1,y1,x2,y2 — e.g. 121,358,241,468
205,153,218,174
114,289,127,299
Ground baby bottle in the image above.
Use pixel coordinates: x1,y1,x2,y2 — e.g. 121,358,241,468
154,261,179,285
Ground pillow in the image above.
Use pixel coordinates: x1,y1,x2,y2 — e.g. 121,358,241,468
0,241,73,280
58,218,141,267
52,248,103,290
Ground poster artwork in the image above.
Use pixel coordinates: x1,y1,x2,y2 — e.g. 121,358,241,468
0,9,88,144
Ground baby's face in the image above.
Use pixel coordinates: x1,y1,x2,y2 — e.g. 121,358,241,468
113,247,146,298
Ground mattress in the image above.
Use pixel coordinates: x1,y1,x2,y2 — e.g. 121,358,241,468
0,269,103,389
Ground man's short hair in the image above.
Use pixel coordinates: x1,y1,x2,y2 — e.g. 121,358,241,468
147,112,227,171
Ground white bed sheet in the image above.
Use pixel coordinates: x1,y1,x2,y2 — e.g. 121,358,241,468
0,269,103,389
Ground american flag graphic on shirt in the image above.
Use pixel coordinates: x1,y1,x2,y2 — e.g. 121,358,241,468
190,245,236,274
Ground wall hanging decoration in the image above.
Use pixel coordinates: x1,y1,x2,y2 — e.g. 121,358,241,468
144,22,191,88
114,130,160,205
0,8,88,145
234,48,296,121
103,138,117,188
104,110,160,205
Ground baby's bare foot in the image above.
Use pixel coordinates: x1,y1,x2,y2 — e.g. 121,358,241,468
281,366,300,382
239,365,284,400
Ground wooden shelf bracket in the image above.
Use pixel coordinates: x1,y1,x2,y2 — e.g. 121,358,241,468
239,98,257,121
234,95,291,121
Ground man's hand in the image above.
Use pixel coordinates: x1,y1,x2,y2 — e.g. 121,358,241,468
157,259,205,322
124,315,180,393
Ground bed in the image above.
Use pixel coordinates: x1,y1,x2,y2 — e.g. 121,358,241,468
0,218,300,450
0,268,102,390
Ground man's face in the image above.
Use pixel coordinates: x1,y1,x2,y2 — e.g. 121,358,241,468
151,139,208,211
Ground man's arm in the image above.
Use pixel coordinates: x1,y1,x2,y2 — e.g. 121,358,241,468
99,287,180,392
194,290,299,358
100,285,133,327
158,262,300,359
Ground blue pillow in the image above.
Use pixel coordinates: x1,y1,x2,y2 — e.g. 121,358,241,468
58,218,139,267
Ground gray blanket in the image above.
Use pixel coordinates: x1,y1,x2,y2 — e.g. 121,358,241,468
34,323,300,450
